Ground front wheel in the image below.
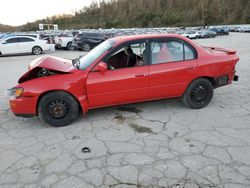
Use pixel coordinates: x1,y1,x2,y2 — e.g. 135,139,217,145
81,42,91,52
182,78,214,109
32,46,42,55
38,91,79,127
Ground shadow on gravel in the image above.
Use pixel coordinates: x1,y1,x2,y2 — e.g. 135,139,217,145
117,106,143,113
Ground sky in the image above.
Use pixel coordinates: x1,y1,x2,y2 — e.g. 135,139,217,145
0,0,96,26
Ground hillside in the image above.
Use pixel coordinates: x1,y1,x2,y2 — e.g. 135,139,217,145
2,0,250,32
0,24,15,32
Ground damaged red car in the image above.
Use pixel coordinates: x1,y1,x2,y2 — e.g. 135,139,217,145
7,34,239,126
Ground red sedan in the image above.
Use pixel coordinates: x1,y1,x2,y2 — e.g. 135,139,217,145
7,34,239,126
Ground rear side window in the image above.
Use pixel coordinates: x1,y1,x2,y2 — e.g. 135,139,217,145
184,44,195,60
19,37,35,42
151,39,196,65
6,38,18,43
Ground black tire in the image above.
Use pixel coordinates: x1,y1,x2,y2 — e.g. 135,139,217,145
66,42,74,51
32,46,42,55
38,91,79,127
81,42,91,52
182,78,214,109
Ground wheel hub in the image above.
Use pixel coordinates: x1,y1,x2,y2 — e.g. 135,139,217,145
83,44,90,51
48,100,69,119
191,85,207,101
34,48,41,54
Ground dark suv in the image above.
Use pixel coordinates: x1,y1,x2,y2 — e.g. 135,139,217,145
73,32,107,52
209,27,229,36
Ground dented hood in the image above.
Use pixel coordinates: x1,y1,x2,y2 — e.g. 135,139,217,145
18,56,77,83
28,55,76,72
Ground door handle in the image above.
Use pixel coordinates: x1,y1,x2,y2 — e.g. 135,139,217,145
135,73,146,77
185,66,196,71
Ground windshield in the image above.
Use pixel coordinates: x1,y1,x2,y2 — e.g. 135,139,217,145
79,39,115,70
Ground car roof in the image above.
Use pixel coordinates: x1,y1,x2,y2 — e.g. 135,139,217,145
15,33,39,35
2,35,37,40
112,34,189,44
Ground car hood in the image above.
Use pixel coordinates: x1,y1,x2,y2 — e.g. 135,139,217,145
18,55,77,83
28,55,76,72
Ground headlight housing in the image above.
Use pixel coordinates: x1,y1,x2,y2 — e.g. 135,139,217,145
5,87,24,97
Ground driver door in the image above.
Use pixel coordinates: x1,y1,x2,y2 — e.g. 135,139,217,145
86,41,149,108
1,38,19,54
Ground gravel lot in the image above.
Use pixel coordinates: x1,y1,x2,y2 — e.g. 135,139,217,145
0,33,250,188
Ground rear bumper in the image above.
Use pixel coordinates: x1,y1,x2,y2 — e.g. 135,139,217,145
9,96,37,117
72,42,82,49
55,44,62,49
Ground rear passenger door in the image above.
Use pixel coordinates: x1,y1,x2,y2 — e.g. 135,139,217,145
18,37,35,53
148,38,198,99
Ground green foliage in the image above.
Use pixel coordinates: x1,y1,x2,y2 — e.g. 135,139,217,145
1,0,250,32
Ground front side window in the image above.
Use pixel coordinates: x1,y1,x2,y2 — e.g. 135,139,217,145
79,39,115,70
151,39,196,65
6,38,18,43
105,41,147,70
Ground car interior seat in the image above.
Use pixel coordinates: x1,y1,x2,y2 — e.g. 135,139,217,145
156,43,173,64
124,47,136,67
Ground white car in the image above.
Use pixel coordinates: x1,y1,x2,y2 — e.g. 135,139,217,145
54,35,74,50
15,34,42,39
0,36,49,56
181,30,199,39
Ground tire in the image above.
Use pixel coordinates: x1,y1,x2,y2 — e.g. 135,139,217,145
38,91,79,127
81,42,91,52
66,42,74,51
182,78,214,109
32,46,42,55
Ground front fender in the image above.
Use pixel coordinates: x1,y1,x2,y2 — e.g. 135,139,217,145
15,71,89,115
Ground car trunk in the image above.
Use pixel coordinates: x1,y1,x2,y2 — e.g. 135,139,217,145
203,46,236,55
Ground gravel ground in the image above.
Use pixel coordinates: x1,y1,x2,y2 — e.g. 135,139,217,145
0,33,250,188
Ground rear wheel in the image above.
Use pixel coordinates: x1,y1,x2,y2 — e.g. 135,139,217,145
182,78,214,109
32,46,42,55
66,42,74,51
38,91,79,127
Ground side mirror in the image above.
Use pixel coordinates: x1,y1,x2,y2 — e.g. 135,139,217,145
93,61,107,72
